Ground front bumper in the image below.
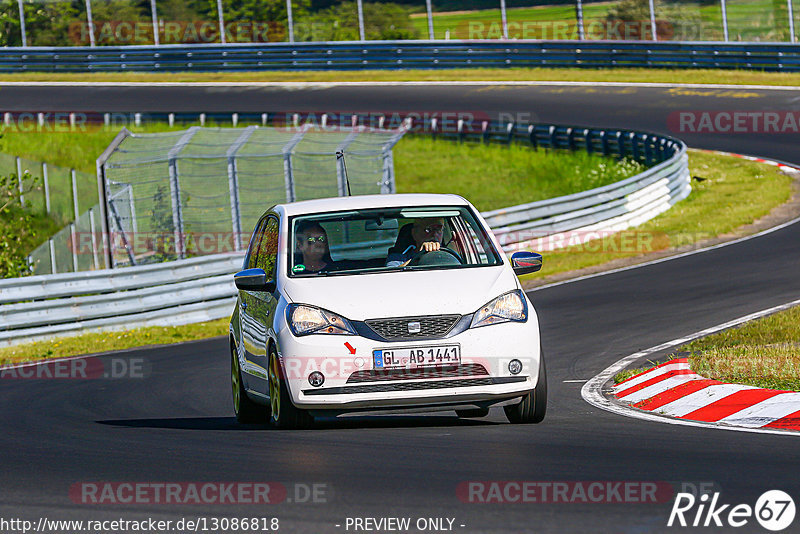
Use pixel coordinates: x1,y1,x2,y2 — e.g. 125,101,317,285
276,317,541,411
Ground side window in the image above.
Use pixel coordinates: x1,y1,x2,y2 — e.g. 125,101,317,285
256,217,280,280
247,218,267,270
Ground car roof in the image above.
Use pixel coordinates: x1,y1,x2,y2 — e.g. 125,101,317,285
276,193,471,217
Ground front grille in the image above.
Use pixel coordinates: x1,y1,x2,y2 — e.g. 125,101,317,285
302,376,527,395
346,363,489,383
365,315,460,340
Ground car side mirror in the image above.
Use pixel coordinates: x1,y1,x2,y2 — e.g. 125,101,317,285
234,268,276,292
511,252,543,275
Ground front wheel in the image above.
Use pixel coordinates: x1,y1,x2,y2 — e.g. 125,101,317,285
504,347,547,424
231,341,263,424
268,347,314,429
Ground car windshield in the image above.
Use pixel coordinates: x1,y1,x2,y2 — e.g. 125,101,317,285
288,206,503,277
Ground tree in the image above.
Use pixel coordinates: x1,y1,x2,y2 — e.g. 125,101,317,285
0,171,41,278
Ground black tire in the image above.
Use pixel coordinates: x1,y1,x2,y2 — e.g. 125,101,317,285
504,348,547,424
268,346,314,429
231,340,263,424
456,408,490,418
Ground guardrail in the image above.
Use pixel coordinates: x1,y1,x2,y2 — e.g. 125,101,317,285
2,40,800,72
0,116,688,347
0,254,242,345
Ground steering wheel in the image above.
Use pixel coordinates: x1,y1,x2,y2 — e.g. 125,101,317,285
408,247,464,266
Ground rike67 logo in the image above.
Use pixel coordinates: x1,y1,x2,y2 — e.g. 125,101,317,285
668,490,795,531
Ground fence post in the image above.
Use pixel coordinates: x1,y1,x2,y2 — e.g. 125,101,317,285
614,131,624,158
226,126,256,252
528,124,538,150
500,0,509,39
381,151,394,194
600,131,609,156
42,162,50,214
85,0,96,47
282,125,307,203
357,0,365,41
629,132,639,161
16,156,24,206
789,0,796,43
721,0,729,41
425,0,434,39
71,169,80,222
548,125,558,148
648,0,657,41
70,222,78,272
17,0,27,47
217,0,226,44
49,238,57,275
286,0,295,43
576,0,585,40
584,129,592,153
89,207,100,270
150,0,160,45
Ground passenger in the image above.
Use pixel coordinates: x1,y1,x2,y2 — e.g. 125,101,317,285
295,221,333,273
386,217,445,267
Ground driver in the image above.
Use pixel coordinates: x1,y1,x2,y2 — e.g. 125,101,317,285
386,217,445,267
295,221,333,273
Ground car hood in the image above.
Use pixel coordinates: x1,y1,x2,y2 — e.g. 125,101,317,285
281,267,518,321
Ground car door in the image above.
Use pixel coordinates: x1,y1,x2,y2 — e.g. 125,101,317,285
239,216,269,394
242,215,281,396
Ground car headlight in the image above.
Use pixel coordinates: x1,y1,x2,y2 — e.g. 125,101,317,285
470,290,528,329
287,304,356,336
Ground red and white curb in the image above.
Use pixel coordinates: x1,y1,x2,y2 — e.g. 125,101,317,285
581,297,800,437
697,148,800,174
613,358,800,432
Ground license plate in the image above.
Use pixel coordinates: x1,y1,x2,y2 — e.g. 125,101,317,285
373,345,461,369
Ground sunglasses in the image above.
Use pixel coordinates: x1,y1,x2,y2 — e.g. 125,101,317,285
302,235,327,244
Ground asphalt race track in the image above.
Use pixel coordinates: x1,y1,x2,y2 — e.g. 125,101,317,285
2,83,800,533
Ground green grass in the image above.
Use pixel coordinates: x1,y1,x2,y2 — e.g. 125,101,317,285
680,306,800,391
615,306,800,392
5,68,800,86
521,149,794,283
0,319,230,366
410,0,788,42
394,135,643,211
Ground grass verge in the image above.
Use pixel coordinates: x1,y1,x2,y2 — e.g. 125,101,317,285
394,135,643,211
614,306,800,392
3,67,800,86
520,149,794,284
0,319,229,366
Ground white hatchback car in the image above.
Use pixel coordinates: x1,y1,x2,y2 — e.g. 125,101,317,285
229,193,545,428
